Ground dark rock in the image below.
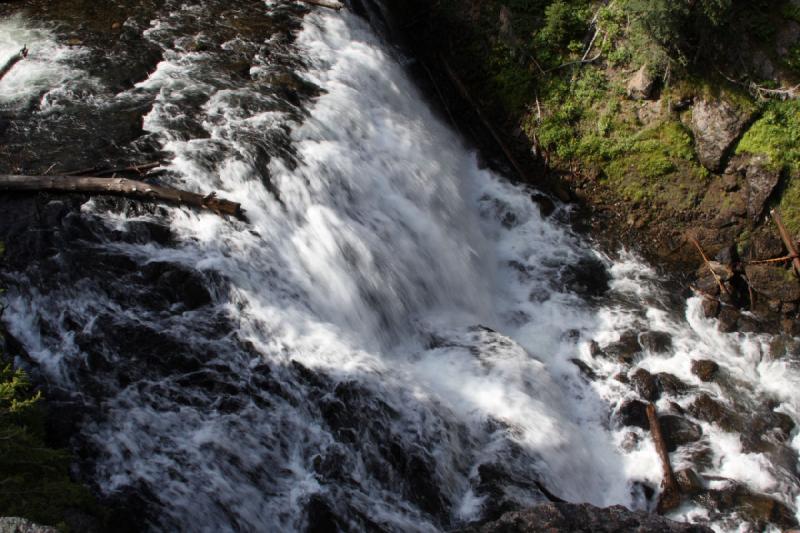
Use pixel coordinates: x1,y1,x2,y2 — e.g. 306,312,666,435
768,335,800,360
0,517,60,533
688,394,740,432
621,431,640,452
305,495,343,533
559,256,610,297
589,341,605,358
654,373,692,396
530,192,556,217
717,307,740,332
639,331,672,353
570,359,597,381
457,502,712,532
691,98,756,172
745,264,800,302
675,468,704,495
658,415,703,452
630,368,658,401
691,360,719,382
692,482,798,530
615,399,649,430
143,262,213,309
702,298,720,318
604,332,641,364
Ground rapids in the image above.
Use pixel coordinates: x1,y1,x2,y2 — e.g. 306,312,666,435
0,1,798,531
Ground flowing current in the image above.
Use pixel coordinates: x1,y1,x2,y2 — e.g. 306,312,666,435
1,2,799,531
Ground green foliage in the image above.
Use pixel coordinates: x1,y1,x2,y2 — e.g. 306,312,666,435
737,100,800,233
0,357,99,529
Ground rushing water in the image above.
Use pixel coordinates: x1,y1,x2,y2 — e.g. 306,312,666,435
1,2,799,531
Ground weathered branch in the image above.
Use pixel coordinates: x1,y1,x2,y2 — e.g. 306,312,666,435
0,175,243,219
62,161,161,177
0,46,28,81
771,209,800,275
647,403,681,514
296,0,343,10
689,235,731,297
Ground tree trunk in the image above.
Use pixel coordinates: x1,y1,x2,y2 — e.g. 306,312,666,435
0,175,243,219
0,46,28,81
646,403,681,513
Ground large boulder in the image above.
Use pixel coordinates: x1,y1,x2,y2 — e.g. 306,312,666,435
726,154,782,221
627,65,655,100
744,264,800,303
457,502,712,532
691,98,756,172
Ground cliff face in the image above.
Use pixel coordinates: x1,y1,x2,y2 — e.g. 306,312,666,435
383,0,800,335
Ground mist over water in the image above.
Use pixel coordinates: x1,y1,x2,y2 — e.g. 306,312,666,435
0,2,798,531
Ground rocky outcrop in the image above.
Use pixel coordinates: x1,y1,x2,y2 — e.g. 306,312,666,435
691,99,756,172
457,502,712,532
745,263,800,303
626,65,655,100
691,360,719,382
726,154,782,221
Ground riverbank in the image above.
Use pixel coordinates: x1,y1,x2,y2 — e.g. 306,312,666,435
380,0,800,337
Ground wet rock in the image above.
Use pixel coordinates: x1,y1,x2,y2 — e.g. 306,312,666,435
615,399,649,430
559,256,610,297
627,65,655,100
621,431,640,452
692,482,798,530
691,360,719,382
639,331,672,353
604,332,641,364
717,307,740,332
736,154,781,221
740,410,796,453
305,495,343,533
654,372,691,396
702,298,720,318
691,98,756,172
744,264,800,303
768,335,800,360
675,468,704,495
658,415,703,452
630,368,658,402
475,463,547,522
530,192,556,217
143,262,213,309
570,359,597,381
688,394,739,432
457,502,712,532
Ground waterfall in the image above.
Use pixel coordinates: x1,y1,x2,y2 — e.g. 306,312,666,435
0,2,798,531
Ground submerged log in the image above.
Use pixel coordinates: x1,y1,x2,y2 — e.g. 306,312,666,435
0,175,243,219
646,403,681,514
770,209,800,276
296,0,343,10
0,46,28,81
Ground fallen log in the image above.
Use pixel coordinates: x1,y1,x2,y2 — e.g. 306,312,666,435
770,209,800,276
439,55,530,182
296,0,343,10
646,403,681,514
0,46,28,82
62,161,161,177
0,175,243,219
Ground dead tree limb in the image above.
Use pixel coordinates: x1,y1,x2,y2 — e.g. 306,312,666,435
296,0,343,10
771,209,800,275
688,236,731,297
62,162,161,177
0,46,28,82
647,403,681,514
0,175,243,219
439,55,530,181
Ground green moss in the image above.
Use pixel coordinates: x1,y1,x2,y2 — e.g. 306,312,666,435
0,353,102,530
736,100,800,172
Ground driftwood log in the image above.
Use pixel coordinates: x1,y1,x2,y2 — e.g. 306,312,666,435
0,175,243,219
646,403,681,514
297,0,343,9
439,55,530,182
0,46,28,81
771,209,800,275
